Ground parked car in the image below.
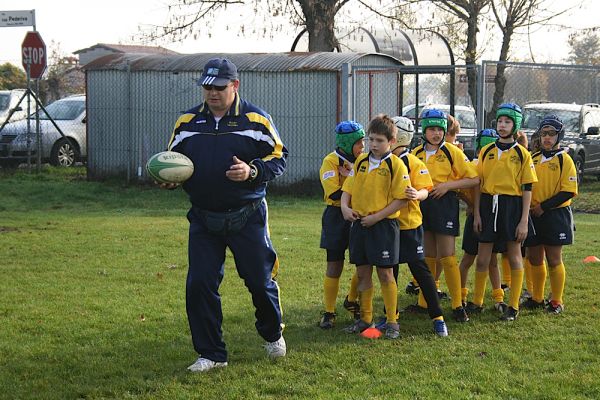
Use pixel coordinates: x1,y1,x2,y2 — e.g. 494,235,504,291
0,89,27,123
0,94,86,167
522,102,600,181
402,103,478,158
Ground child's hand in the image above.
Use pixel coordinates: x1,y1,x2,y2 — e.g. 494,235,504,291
341,206,360,222
530,204,544,217
430,182,450,199
338,165,351,177
473,213,482,234
360,214,380,228
515,220,528,242
405,186,418,200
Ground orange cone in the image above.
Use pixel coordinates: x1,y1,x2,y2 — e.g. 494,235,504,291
360,327,382,339
583,256,600,263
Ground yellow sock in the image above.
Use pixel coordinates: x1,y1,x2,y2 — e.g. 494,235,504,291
548,263,566,304
524,257,533,293
491,288,504,303
381,281,398,324
418,257,437,308
323,276,340,313
433,316,444,321
347,271,359,302
473,270,488,306
501,254,511,287
461,287,469,303
411,277,419,287
359,287,374,324
509,269,524,310
440,256,462,309
531,263,547,303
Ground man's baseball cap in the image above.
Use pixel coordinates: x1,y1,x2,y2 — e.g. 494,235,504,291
198,58,238,86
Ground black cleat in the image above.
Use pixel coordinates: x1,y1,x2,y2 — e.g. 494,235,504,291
499,306,519,321
318,312,336,329
465,301,484,314
403,304,429,314
545,300,564,314
452,306,470,322
521,298,545,310
405,281,421,295
343,296,361,320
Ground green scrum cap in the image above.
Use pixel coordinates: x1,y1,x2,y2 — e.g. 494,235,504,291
421,108,448,136
496,103,523,134
335,120,365,156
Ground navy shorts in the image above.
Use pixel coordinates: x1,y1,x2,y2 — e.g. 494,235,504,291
399,226,425,263
349,218,400,267
420,191,460,236
479,193,533,243
525,206,574,247
462,213,507,255
320,205,351,251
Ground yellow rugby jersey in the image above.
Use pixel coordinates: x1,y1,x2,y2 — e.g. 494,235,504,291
478,142,538,196
531,150,578,208
320,151,354,207
397,152,433,230
342,152,410,219
411,142,477,186
457,158,479,208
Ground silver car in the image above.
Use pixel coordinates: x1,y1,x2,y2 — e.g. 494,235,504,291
0,94,86,167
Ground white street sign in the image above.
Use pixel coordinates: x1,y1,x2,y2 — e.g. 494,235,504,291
0,10,35,28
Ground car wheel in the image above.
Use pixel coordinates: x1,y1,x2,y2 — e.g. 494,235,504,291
50,138,79,167
574,155,584,184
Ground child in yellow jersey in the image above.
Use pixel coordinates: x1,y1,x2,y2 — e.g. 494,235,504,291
523,115,577,314
341,114,410,339
459,129,509,315
318,121,365,329
388,116,448,337
474,103,538,321
411,109,479,322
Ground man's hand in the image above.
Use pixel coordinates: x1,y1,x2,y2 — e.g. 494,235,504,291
225,156,250,181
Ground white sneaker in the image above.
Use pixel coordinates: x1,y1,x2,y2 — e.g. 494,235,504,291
187,357,228,372
264,336,286,359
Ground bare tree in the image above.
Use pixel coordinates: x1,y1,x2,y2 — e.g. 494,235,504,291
568,30,600,65
143,0,351,52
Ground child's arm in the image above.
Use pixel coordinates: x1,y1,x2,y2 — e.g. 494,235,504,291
341,192,360,222
516,189,532,242
406,186,428,201
473,185,482,233
430,177,479,199
360,199,407,228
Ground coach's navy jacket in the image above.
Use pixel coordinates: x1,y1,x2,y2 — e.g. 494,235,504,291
168,94,288,212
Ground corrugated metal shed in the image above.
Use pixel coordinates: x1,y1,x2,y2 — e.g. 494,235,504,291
84,52,403,186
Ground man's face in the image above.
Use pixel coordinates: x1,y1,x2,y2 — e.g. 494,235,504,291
202,80,239,114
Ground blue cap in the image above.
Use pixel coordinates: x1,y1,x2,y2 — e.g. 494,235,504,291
198,58,238,86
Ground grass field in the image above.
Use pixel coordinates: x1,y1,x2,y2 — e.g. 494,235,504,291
1,167,600,399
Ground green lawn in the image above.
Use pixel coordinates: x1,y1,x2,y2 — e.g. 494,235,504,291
1,167,600,399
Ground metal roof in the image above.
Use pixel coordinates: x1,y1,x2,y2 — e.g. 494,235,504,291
83,52,402,72
74,43,179,55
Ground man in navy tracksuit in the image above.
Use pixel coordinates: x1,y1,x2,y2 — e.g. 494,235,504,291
165,58,288,372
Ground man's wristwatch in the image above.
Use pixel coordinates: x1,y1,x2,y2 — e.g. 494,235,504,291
248,164,258,181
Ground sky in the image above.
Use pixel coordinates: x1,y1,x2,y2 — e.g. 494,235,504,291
1,0,598,68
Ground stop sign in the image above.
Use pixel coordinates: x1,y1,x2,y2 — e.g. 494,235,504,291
21,31,47,79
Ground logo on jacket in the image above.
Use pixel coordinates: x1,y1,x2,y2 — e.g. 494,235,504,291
382,250,390,259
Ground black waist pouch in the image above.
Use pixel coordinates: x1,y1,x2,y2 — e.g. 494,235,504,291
196,199,262,235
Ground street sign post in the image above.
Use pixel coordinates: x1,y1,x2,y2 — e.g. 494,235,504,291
22,31,46,79
0,10,35,28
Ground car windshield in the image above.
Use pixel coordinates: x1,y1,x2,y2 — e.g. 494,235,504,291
0,94,9,111
523,108,580,132
33,99,85,120
420,107,477,129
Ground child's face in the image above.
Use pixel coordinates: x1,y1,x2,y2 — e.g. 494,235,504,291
352,138,365,158
425,126,444,146
496,116,514,137
368,132,393,157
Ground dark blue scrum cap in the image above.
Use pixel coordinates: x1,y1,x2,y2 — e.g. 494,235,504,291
198,58,238,86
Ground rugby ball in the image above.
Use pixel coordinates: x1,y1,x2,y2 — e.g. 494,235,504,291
146,151,194,184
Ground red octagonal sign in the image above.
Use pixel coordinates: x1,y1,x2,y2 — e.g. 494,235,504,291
22,31,47,79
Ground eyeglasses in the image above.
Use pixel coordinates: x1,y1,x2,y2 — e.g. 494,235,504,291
540,130,558,137
202,84,229,91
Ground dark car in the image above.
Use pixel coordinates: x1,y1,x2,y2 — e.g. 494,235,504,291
522,102,600,182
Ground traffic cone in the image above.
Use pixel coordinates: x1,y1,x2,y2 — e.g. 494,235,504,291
583,256,600,263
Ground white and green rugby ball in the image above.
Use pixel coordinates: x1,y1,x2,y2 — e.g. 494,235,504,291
146,151,194,184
